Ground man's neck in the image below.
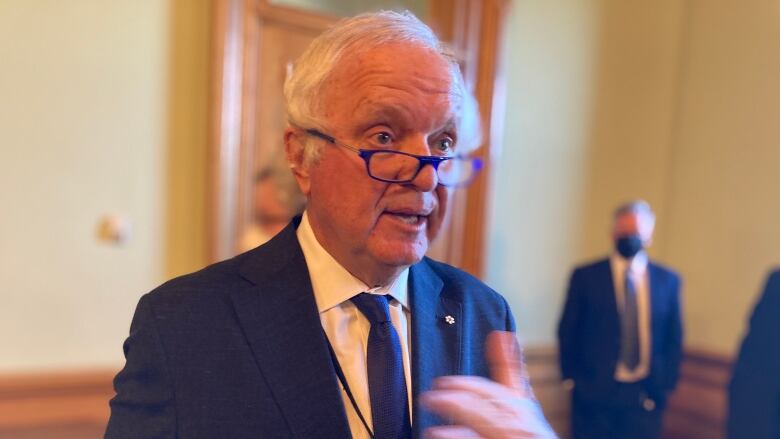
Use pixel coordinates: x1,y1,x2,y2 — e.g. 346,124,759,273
612,251,649,272
303,212,406,288
350,263,405,289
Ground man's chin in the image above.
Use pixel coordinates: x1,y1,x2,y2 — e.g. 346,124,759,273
371,241,428,269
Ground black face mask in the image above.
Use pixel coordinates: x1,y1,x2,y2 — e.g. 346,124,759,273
616,235,643,259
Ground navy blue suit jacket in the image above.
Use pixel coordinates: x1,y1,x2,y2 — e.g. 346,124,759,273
728,268,780,439
557,258,683,405
105,219,515,438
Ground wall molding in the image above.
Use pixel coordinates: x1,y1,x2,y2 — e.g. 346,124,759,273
524,345,571,437
0,369,115,437
523,346,732,439
663,348,732,439
0,347,731,438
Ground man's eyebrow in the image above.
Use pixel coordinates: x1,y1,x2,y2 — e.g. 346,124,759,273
353,105,458,134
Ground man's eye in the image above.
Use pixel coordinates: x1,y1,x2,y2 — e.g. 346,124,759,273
436,137,454,153
375,132,392,145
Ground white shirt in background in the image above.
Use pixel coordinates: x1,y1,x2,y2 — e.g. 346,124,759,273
610,251,651,382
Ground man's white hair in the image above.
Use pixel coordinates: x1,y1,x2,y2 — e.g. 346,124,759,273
614,200,656,223
283,10,482,165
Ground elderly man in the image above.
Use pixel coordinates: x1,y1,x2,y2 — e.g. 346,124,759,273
106,10,554,439
557,200,683,439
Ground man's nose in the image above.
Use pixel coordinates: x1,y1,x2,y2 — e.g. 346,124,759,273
401,135,440,191
409,163,438,192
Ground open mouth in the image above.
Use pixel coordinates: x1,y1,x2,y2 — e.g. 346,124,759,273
384,210,429,226
392,213,425,225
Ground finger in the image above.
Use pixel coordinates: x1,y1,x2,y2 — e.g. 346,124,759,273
431,375,522,400
424,426,483,439
421,389,557,438
420,390,517,435
486,331,532,397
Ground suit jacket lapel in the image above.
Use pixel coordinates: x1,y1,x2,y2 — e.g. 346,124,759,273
409,259,462,435
647,263,663,334
600,259,621,335
230,223,351,438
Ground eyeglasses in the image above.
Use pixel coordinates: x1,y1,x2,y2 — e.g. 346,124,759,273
305,129,482,187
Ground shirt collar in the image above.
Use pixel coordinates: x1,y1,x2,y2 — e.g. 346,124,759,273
611,250,649,275
296,211,409,313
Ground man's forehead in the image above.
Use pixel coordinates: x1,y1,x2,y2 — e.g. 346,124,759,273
321,43,460,130
332,42,451,82
615,211,655,231
352,97,457,125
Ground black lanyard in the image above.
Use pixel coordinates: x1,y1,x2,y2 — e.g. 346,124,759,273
324,335,375,439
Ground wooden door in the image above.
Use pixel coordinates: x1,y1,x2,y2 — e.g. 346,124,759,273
210,0,509,278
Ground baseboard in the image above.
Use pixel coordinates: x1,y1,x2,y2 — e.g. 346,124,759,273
0,347,732,439
0,369,116,438
524,345,571,438
523,345,733,439
663,349,732,439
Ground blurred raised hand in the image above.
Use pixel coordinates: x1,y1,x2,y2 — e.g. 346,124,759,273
420,331,557,439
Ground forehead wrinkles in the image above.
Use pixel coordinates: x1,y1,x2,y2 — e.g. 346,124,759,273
354,92,455,134
327,42,452,92
332,62,456,130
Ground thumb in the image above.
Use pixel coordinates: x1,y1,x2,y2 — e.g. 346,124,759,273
485,330,532,398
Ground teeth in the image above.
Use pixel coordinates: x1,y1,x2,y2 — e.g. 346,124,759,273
395,214,419,224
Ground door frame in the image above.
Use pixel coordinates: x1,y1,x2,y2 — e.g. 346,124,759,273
208,0,510,278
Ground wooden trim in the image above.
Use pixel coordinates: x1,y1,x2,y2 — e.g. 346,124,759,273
664,348,731,439
0,369,115,431
234,0,260,249
209,0,246,262
522,346,733,439
209,0,340,263
523,345,570,438
461,0,510,278
254,0,337,32
209,1,512,273
0,347,732,438
425,0,511,278
0,370,114,399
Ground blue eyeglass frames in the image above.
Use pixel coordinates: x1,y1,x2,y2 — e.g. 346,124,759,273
305,129,483,188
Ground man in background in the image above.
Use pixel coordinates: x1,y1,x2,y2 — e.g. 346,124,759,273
728,268,780,438
557,200,683,439
106,10,555,439
238,154,307,252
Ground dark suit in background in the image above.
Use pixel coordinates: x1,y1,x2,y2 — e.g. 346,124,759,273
105,221,515,438
728,268,780,439
558,258,683,439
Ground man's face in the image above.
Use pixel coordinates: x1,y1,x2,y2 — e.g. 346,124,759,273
613,211,655,245
289,43,458,284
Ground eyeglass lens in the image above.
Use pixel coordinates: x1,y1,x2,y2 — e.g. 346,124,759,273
368,151,472,186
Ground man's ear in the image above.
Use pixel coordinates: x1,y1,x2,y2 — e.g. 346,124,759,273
284,127,311,196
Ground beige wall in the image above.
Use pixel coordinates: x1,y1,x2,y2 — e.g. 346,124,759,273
487,0,780,354
486,0,685,346
0,0,209,372
663,0,780,352
2,0,776,374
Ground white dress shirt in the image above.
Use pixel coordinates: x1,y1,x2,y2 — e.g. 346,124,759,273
610,251,651,382
296,212,412,439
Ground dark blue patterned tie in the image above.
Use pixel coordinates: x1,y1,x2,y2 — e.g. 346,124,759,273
350,293,411,439
621,270,640,370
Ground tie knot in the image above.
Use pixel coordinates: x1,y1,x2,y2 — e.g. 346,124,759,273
350,293,392,324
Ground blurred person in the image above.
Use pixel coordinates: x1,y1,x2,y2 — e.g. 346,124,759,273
106,10,555,439
557,200,683,439
728,268,780,438
238,156,307,252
